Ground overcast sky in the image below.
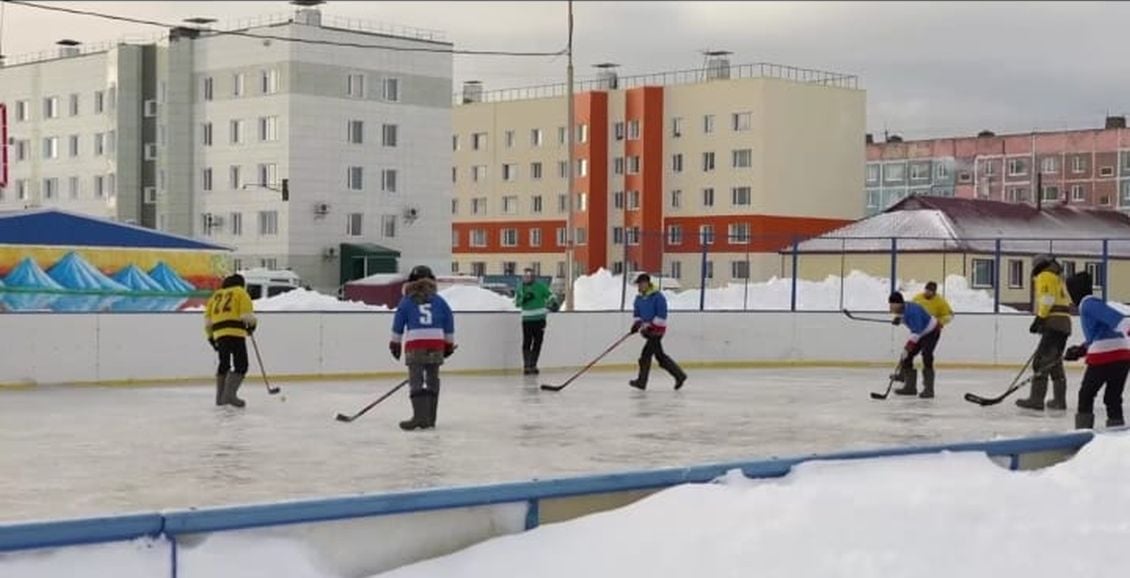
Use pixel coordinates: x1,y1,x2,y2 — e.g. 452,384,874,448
1,1,1127,139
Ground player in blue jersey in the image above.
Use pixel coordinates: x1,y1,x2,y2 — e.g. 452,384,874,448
888,291,941,398
390,265,456,431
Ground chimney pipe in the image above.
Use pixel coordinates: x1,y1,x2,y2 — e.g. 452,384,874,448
1106,115,1127,130
461,80,483,104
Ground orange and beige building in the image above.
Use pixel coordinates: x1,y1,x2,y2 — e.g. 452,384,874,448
451,58,866,285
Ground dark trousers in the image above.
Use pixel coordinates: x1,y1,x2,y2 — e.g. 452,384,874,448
901,328,940,372
1034,330,1069,382
1078,361,1129,422
408,363,440,396
639,334,683,378
216,336,249,375
522,319,546,368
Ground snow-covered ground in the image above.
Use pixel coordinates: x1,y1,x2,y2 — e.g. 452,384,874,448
377,432,1130,578
251,271,1012,313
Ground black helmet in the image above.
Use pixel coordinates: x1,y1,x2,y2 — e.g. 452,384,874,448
408,265,435,282
221,274,246,288
1066,272,1093,305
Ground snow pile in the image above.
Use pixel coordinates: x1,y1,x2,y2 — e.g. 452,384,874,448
255,288,387,312
574,269,1015,312
377,432,1130,578
439,285,518,312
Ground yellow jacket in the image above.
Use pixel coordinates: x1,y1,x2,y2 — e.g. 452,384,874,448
913,293,954,326
204,286,257,339
1034,271,1071,319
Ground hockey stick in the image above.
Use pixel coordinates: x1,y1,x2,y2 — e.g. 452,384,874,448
249,333,281,395
335,379,410,423
870,361,903,400
540,332,634,392
963,352,1038,406
842,309,894,324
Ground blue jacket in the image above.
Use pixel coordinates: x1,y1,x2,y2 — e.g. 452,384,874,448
901,301,938,343
633,285,668,336
391,280,454,352
1077,296,1130,365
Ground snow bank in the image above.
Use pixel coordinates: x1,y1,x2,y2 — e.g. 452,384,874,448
438,285,518,312
377,432,1130,578
575,269,1016,312
254,288,387,312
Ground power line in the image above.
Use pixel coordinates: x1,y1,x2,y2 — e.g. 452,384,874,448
3,0,566,57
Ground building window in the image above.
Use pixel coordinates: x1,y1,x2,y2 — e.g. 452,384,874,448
93,91,105,114
577,192,588,212
577,158,588,177
472,197,487,214
1100,166,1115,178
671,189,682,209
971,258,994,288
700,225,715,245
503,195,519,214
531,195,543,213
14,139,28,161
731,261,750,279
472,165,488,182
472,262,487,277
1086,262,1106,287
1007,158,1027,176
731,186,751,206
68,176,80,199
230,119,244,144
257,163,277,187
731,149,752,168
1007,187,1028,202
42,178,58,200
667,224,682,245
14,99,29,121
258,211,279,236
258,116,278,142
42,137,59,160
612,226,624,245
703,114,715,134
702,187,715,207
627,120,640,140
346,213,363,236
260,258,278,270
1072,156,1087,174
232,73,245,97
983,161,996,176
1008,259,1024,288
558,194,568,213
936,164,949,180
203,77,214,101
705,261,714,279
451,230,460,248
347,73,365,98
627,190,640,210
106,131,116,156
530,228,542,247
93,176,105,198
1042,185,1059,202
958,171,972,183
670,260,682,279
626,227,640,246
729,223,751,244
613,191,625,209
731,112,751,131
556,227,567,247
43,96,59,119
1071,184,1085,202
451,199,458,215
910,163,930,180
702,152,716,172
68,94,80,116
501,228,519,247
382,215,397,238
558,161,569,179
627,156,641,174
530,128,543,146
202,168,213,192
671,117,683,138
382,77,400,102
502,163,518,181
348,120,364,144
261,69,279,94
202,122,213,146
557,126,567,144
229,165,243,190
530,162,543,180
505,130,515,148
382,124,398,147
93,133,105,156
1122,180,1130,205
15,179,28,200
576,123,588,143
884,163,906,181
672,153,683,173
230,213,243,236
381,169,397,193
614,157,625,175
470,229,487,247
1041,157,1059,174
866,164,881,183
613,121,625,141
347,166,364,191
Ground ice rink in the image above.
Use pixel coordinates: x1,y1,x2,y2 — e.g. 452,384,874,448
0,366,1080,522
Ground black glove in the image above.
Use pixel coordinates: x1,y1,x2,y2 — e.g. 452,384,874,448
208,337,219,351
1064,344,1087,362
891,316,902,326
444,343,457,358
630,321,642,334
245,321,257,335
1029,317,1045,335
389,341,401,361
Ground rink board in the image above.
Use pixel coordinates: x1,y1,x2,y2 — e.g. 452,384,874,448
0,430,1093,577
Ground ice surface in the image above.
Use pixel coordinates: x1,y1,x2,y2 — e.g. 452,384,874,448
377,433,1130,578
0,367,1079,523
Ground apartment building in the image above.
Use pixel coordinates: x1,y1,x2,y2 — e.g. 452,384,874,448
452,59,866,286
865,117,1130,216
0,3,453,291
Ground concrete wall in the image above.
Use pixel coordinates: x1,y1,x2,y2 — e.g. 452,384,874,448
0,311,1057,386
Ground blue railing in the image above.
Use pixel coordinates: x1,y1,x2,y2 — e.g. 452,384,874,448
0,429,1094,557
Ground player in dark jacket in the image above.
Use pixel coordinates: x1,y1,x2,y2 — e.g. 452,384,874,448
1063,272,1130,429
390,265,456,431
629,273,686,391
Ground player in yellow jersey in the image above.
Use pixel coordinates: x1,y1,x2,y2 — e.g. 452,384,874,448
907,281,954,398
1017,254,1073,411
203,274,258,407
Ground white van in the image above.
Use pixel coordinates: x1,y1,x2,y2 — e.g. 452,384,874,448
238,268,303,300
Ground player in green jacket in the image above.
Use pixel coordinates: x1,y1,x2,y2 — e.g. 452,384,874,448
515,268,554,375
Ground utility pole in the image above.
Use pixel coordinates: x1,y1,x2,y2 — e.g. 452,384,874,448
564,0,576,311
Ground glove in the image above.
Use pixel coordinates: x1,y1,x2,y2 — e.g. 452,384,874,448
389,341,401,361
891,316,902,326
444,343,457,358
245,321,257,335
904,340,916,353
630,321,642,334
1029,317,1044,335
208,337,219,351
1064,344,1087,362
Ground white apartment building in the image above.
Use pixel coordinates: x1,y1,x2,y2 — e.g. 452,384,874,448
453,60,866,286
0,3,453,292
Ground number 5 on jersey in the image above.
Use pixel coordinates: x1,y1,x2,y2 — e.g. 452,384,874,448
419,303,433,325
